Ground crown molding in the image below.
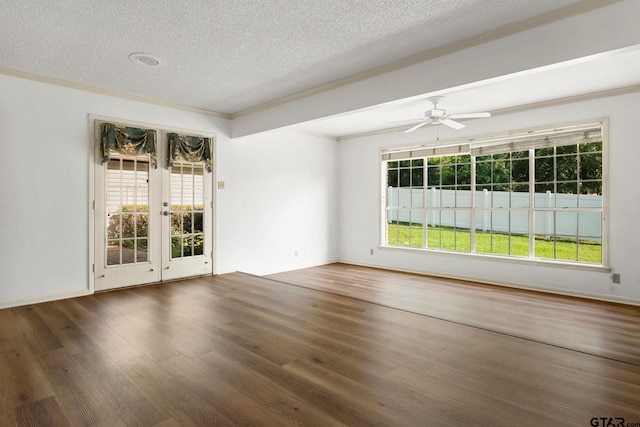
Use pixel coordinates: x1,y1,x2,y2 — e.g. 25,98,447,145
232,0,622,119
0,66,232,119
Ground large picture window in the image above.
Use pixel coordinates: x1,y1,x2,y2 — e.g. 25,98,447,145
382,121,606,266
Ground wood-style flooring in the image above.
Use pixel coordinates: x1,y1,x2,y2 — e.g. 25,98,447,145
267,263,640,366
0,263,639,426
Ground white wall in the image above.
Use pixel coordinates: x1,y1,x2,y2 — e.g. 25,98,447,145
217,130,338,275
338,91,640,304
0,74,338,308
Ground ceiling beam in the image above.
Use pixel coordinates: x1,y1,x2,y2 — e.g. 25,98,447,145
231,0,639,139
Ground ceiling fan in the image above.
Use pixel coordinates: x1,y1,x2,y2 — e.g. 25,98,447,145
395,96,491,133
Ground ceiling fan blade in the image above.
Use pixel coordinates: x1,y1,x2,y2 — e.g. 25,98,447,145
448,112,491,119
441,119,466,130
405,121,431,133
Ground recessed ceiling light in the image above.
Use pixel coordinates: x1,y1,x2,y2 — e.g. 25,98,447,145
129,53,163,66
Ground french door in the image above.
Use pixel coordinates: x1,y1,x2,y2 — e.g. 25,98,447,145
94,125,214,291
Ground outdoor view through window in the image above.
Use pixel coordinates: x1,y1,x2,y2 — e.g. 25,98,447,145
382,122,605,265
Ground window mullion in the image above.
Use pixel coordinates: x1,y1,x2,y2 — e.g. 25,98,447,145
528,149,535,258
422,161,427,249
470,155,476,253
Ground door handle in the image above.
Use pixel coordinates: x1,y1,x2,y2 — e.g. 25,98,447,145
163,211,169,216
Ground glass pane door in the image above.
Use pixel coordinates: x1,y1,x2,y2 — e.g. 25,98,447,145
95,152,161,290
94,124,214,290
162,161,213,280
106,156,150,265
170,164,205,258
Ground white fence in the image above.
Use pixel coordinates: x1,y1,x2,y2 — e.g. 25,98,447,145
387,188,602,239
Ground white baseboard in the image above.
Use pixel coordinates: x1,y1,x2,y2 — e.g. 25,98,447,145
336,259,640,307
252,258,341,277
0,289,93,310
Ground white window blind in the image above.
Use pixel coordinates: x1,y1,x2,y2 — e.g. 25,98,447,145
381,144,470,161
470,124,602,156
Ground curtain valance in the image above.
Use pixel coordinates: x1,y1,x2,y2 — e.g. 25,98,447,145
101,123,158,168
168,133,213,172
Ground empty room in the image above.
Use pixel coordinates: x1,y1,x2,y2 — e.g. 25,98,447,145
1,0,640,426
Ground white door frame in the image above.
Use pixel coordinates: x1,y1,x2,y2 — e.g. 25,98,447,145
88,114,216,292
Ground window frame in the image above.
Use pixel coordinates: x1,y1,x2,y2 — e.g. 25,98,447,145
380,119,609,269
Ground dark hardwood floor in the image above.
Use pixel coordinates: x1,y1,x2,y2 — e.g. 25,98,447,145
267,263,640,366
0,263,639,426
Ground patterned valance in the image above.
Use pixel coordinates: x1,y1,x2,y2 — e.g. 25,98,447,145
101,123,158,168
168,133,213,172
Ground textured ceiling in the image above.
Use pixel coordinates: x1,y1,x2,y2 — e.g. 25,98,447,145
0,0,584,114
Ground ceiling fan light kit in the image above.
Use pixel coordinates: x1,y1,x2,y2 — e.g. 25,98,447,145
401,95,491,133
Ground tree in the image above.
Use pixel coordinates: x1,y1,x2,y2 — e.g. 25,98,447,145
386,141,601,194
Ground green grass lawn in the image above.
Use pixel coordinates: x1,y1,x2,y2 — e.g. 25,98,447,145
387,224,602,264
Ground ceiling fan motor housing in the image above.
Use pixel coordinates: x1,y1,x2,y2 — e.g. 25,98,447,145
429,108,446,118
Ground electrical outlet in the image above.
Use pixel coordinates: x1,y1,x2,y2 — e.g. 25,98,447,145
294,250,299,258
612,273,621,284
370,248,374,255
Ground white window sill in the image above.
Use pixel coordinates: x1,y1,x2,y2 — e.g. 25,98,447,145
377,245,611,273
